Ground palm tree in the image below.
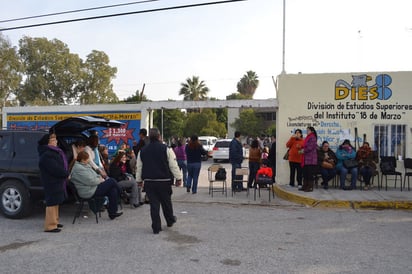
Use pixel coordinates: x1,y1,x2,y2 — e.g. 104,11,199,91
179,76,209,101
237,70,259,98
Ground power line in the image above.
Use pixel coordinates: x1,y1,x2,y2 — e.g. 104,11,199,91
0,0,246,32
0,0,159,23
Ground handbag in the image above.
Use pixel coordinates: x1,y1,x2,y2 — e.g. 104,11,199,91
343,159,358,169
321,160,334,169
283,149,290,160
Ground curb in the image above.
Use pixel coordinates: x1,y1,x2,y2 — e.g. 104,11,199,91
273,184,412,210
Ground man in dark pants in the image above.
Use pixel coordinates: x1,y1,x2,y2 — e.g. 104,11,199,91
229,131,243,191
135,128,182,234
268,135,276,183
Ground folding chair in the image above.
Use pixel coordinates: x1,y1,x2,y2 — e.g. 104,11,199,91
232,167,249,197
68,181,105,224
379,156,402,191
207,164,227,197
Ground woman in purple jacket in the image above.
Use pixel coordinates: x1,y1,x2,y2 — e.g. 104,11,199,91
299,126,318,192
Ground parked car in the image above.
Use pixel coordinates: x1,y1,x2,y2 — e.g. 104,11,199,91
0,116,123,219
212,139,248,163
199,136,218,160
212,139,232,162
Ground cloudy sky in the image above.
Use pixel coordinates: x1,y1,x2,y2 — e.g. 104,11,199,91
1,0,411,101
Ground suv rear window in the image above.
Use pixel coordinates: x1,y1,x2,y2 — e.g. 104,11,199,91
215,141,230,148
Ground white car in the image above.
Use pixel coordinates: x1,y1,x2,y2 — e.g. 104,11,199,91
212,139,232,162
199,136,217,159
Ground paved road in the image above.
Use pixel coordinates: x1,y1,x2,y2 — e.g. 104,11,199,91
0,158,411,273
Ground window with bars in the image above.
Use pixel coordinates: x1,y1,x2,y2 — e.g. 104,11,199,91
373,124,405,158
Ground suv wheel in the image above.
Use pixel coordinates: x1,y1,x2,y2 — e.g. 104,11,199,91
0,180,31,219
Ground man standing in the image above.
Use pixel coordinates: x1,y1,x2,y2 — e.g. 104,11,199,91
135,128,182,234
229,131,243,192
133,128,149,156
268,135,276,183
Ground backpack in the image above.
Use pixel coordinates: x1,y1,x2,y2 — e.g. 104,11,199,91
215,167,227,180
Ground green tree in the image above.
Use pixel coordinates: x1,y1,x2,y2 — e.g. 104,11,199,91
179,76,209,101
18,36,82,105
153,107,186,140
226,92,250,100
78,50,118,104
184,109,226,138
123,89,148,103
237,70,259,98
231,109,264,137
0,33,23,108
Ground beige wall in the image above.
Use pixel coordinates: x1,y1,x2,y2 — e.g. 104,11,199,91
276,71,412,185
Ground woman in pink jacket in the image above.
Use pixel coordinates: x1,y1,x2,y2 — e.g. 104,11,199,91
299,127,318,192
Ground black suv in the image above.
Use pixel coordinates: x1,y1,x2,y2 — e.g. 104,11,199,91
0,116,123,219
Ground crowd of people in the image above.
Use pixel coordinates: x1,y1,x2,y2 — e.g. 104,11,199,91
38,126,278,234
285,127,377,192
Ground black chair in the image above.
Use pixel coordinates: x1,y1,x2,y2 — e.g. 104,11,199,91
68,181,105,224
379,156,402,191
254,175,275,201
207,164,227,197
403,158,412,191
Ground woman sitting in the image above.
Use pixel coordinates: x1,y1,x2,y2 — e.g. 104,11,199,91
356,142,377,190
109,151,143,208
336,139,358,190
70,151,123,220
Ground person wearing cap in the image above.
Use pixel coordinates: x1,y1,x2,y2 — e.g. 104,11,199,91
135,128,182,234
38,133,69,233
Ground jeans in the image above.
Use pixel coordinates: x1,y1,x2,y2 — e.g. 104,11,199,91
320,168,337,185
248,161,260,188
338,167,358,188
117,178,140,205
94,177,121,215
177,159,188,187
187,162,201,193
360,166,373,185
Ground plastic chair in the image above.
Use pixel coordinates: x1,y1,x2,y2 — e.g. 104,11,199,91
207,164,227,197
403,158,412,191
232,167,249,196
379,156,402,191
68,181,105,224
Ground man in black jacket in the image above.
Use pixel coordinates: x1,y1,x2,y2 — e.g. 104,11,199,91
135,128,182,234
267,135,276,183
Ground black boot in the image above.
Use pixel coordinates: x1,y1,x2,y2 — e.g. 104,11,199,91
304,180,314,192
299,179,308,191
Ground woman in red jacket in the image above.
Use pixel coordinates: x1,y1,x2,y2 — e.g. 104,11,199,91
286,129,304,188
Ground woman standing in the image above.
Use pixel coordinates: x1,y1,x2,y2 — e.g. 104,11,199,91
286,129,304,188
185,135,207,194
173,139,188,187
356,142,376,190
299,127,318,192
248,139,262,188
38,133,69,233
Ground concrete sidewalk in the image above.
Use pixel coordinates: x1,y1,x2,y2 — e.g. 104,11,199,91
173,165,412,210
